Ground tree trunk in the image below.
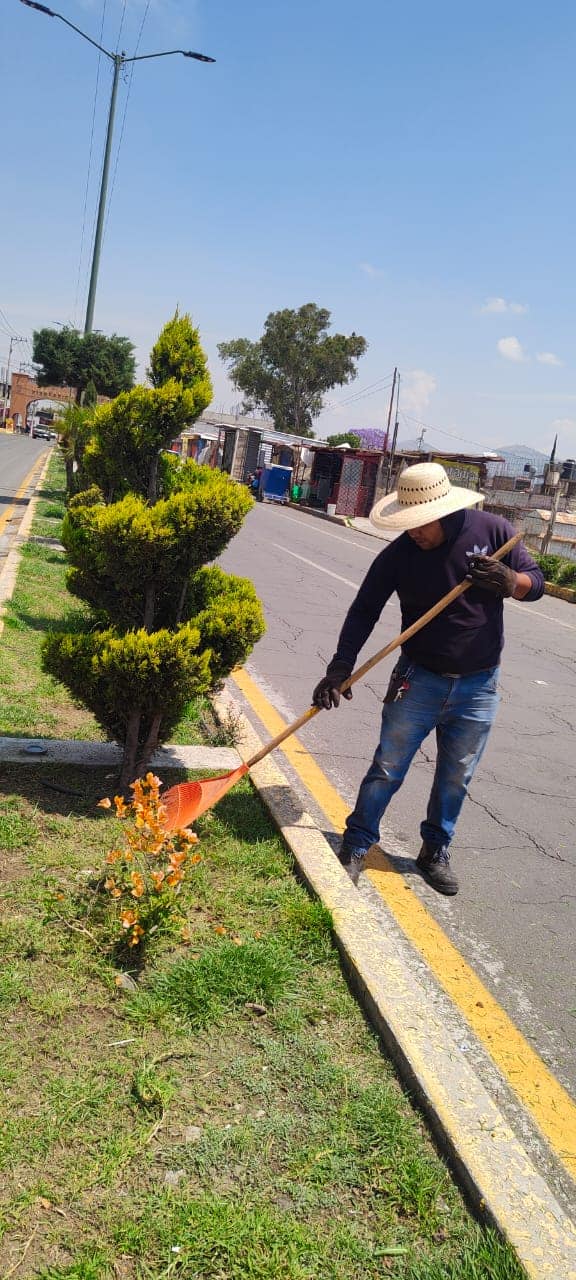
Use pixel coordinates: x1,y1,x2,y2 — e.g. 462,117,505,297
65,456,74,496
143,584,155,632
175,578,188,625
148,454,159,503
135,712,163,779
119,710,142,794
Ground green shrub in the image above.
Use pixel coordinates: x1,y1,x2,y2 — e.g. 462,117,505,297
535,552,563,582
43,312,265,789
556,560,576,587
43,625,212,757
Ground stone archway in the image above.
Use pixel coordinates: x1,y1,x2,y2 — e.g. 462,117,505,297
10,372,76,430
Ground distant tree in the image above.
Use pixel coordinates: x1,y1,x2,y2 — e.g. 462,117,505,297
33,326,136,403
326,431,362,449
354,427,387,450
218,303,367,437
56,403,95,496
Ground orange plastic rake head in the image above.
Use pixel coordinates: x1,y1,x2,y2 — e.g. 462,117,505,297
162,764,249,831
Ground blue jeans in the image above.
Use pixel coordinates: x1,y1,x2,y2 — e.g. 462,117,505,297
343,658,500,856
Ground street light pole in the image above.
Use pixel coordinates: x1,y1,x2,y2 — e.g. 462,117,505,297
19,1,215,335
84,53,122,336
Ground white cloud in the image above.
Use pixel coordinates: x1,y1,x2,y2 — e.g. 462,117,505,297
359,262,385,278
537,351,563,367
481,297,528,315
551,418,576,433
402,369,437,415
497,336,528,363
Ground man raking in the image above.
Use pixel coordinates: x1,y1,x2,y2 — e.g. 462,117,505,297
312,462,544,895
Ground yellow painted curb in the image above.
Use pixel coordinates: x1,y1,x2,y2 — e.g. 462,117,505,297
232,666,576,1181
545,581,576,603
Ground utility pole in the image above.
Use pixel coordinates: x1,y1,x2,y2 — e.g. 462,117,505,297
541,434,561,556
382,366,398,494
385,372,401,494
541,477,562,556
19,1,215,335
0,335,24,425
84,54,122,336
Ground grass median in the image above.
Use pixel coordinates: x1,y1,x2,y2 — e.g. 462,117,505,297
0,455,525,1279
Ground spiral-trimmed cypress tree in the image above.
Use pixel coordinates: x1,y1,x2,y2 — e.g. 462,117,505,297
43,312,265,789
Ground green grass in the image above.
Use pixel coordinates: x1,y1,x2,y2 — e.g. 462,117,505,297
0,453,526,1278
0,757,526,1279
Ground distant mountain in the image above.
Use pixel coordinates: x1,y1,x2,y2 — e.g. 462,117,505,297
491,443,551,477
494,443,549,463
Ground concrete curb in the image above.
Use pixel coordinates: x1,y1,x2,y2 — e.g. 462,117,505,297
0,737,241,772
544,580,576,604
213,683,576,1280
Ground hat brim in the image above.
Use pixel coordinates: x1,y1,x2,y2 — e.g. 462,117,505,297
370,484,484,531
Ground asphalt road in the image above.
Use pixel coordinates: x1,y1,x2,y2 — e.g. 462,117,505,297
0,433,49,559
220,500,576,1100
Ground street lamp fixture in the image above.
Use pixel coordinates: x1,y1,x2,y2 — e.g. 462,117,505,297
19,0,215,334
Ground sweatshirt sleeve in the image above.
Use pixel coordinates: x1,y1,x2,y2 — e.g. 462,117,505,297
329,543,399,673
503,525,545,601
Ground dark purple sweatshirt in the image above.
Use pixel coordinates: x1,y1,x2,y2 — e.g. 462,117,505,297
331,509,544,677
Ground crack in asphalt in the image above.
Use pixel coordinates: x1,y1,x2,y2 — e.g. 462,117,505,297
466,792,574,864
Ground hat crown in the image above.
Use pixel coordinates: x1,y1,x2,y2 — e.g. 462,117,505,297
397,463,451,508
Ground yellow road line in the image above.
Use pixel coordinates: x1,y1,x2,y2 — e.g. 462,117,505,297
233,665,576,1177
0,453,48,538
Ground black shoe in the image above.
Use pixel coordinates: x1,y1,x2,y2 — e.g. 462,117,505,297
337,845,366,886
416,842,459,896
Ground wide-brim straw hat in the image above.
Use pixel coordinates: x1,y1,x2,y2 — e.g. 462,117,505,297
370,462,484,531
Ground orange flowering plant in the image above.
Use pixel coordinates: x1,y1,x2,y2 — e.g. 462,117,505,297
97,772,200,948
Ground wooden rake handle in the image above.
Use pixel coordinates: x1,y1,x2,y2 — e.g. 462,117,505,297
246,530,522,769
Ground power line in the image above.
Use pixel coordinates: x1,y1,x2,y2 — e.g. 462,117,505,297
0,307,22,338
399,411,489,452
321,372,395,413
103,0,151,238
115,0,128,52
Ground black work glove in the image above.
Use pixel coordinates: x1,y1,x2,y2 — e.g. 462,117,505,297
467,554,518,598
312,661,353,710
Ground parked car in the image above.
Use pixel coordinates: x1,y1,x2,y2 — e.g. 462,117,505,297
32,427,56,441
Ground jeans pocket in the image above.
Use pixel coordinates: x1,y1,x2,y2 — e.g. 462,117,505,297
384,657,416,704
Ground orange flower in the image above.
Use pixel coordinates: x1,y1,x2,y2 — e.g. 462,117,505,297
129,923,145,947
151,870,165,891
113,795,128,817
120,908,137,929
105,849,121,864
190,853,202,866
130,872,145,898
166,869,184,888
97,797,112,809
213,925,226,936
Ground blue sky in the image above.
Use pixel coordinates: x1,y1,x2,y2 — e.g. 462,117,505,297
2,0,576,457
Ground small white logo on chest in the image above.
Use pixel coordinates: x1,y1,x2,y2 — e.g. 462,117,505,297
465,543,489,558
